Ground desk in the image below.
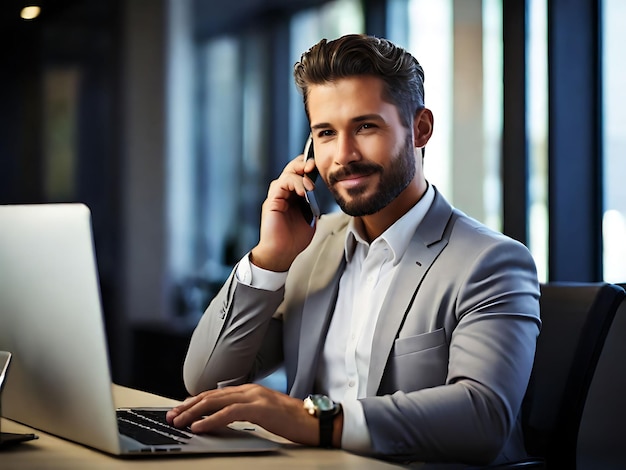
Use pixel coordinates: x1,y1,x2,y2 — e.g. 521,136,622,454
1,385,405,469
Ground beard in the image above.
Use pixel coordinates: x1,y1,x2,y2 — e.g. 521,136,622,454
326,134,416,217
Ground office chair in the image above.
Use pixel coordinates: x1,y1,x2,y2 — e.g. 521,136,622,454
576,283,626,469
417,283,624,470
504,282,626,469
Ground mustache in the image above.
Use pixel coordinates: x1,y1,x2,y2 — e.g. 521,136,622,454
327,162,383,185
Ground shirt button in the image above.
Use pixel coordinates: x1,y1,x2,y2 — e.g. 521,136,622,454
348,380,355,388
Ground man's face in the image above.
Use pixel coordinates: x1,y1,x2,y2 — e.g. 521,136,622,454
307,75,419,217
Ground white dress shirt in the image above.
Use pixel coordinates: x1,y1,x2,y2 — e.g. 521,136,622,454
236,183,435,452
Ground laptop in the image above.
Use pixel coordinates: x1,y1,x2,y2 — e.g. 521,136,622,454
0,350,38,448
0,203,279,456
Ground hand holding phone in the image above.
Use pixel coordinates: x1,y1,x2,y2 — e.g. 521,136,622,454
302,135,321,221
250,136,320,271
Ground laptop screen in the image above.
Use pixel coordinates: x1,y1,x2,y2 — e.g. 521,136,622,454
0,204,122,453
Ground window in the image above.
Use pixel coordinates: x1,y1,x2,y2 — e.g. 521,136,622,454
527,0,548,282
199,36,243,268
388,0,503,232
602,0,626,282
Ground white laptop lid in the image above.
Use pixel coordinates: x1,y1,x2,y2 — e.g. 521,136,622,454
0,203,123,454
0,204,279,456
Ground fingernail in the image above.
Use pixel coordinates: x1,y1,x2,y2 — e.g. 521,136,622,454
303,176,314,191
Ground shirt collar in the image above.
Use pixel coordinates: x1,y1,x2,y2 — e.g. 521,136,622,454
344,183,435,265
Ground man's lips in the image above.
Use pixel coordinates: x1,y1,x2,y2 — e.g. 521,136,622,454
328,162,383,191
334,173,372,188
329,168,377,185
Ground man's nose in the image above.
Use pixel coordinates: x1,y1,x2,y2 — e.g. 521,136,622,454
334,134,361,166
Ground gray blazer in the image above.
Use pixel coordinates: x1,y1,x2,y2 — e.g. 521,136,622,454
183,188,541,466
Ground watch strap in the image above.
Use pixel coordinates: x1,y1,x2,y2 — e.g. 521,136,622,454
319,402,342,448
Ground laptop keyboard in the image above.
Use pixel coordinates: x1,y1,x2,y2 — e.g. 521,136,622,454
117,409,193,446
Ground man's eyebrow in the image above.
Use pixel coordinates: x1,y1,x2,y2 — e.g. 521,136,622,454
311,114,386,130
352,114,385,123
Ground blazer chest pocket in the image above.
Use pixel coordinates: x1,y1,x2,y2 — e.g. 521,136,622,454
378,328,449,394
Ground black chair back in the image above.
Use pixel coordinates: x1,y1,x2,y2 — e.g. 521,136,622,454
576,283,626,469
522,282,625,468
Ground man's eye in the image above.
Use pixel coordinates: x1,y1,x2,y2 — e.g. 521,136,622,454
317,130,334,138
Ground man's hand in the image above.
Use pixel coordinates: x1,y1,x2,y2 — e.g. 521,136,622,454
249,154,319,272
166,384,323,446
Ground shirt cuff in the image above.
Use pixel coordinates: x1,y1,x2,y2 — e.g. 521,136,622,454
340,399,372,452
235,253,287,291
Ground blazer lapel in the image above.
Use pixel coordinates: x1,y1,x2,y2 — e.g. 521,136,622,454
290,220,347,398
367,189,456,396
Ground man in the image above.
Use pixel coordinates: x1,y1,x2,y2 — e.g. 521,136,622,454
167,34,541,466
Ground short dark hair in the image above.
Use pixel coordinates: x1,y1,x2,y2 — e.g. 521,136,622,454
293,34,425,129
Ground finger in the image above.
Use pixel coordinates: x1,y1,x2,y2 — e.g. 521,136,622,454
167,392,215,426
165,409,179,423
172,403,217,429
171,387,249,428
166,395,202,423
277,153,305,177
266,153,315,203
170,394,203,414
188,403,252,434
303,155,317,174
303,173,316,191
265,176,308,210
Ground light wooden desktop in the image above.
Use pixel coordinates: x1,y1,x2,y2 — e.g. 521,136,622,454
1,384,406,469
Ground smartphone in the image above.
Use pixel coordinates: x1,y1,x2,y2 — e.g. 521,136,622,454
302,134,321,221
0,351,39,448
0,351,10,393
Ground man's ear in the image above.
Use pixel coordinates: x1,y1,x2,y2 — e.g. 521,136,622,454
413,108,434,148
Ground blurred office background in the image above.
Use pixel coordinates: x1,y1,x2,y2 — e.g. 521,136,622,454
0,0,624,399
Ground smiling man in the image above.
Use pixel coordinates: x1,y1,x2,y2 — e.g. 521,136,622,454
167,34,541,466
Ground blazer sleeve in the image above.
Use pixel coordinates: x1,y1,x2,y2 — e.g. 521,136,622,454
182,267,285,395
181,213,349,396
360,237,541,465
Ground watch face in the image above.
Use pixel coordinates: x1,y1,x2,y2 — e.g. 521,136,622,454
310,394,334,411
